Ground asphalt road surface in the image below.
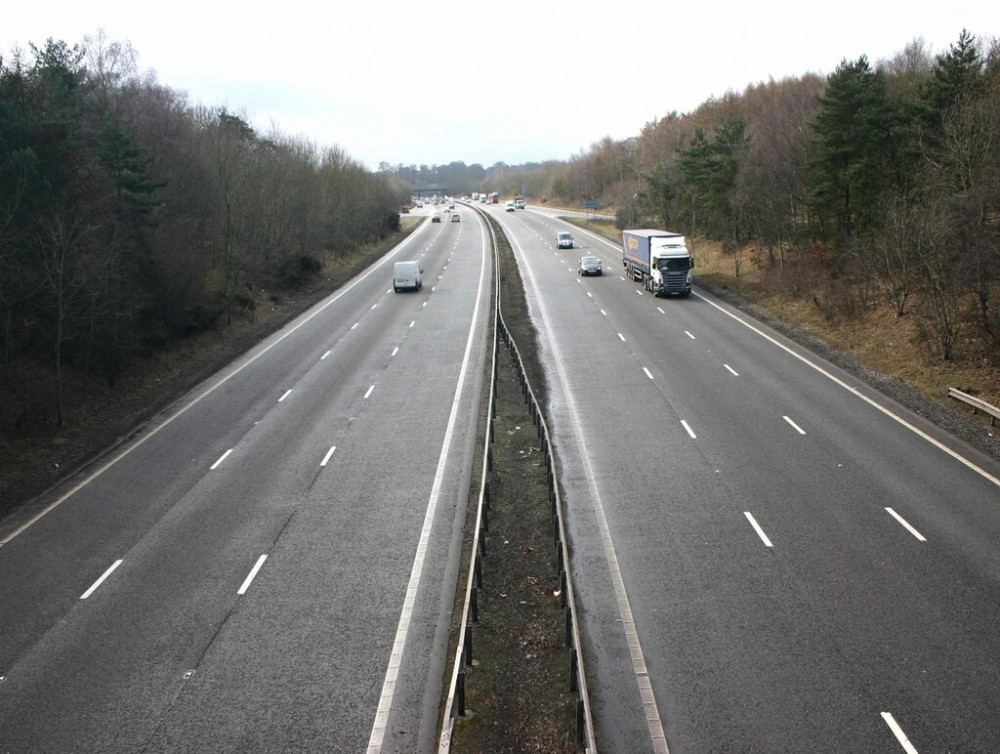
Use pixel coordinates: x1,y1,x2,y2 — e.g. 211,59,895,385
490,203,1000,754
0,206,491,753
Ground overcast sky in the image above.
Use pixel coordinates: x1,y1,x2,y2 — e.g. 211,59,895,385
4,1,997,170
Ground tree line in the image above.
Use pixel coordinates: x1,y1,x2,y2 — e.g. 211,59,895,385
1,33,407,428
433,31,998,364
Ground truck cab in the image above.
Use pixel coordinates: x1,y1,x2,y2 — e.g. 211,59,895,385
514,197,526,210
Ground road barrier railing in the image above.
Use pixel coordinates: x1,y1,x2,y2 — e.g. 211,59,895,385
438,206,596,752
947,387,1000,427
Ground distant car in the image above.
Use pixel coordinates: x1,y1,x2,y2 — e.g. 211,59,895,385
505,202,515,212
449,202,455,209
432,214,442,223
578,255,602,276
451,213,460,222
556,231,574,249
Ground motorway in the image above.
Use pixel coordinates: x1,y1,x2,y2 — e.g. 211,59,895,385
0,206,491,753
490,203,1000,753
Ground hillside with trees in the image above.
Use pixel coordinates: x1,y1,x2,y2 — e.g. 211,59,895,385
391,31,998,409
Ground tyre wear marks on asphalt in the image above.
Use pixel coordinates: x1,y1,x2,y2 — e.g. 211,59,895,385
885,508,927,541
744,512,774,547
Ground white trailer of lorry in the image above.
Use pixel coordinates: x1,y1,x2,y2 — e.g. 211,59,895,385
622,229,694,297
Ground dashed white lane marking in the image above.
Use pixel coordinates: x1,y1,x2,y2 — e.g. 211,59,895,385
783,415,807,435
885,508,927,541
237,554,268,595
744,512,774,547
600,309,607,317
321,350,331,360
684,331,696,339
643,367,654,380
881,712,919,754
391,347,399,358
409,321,416,328
692,291,1000,490
80,559,123,600
681,420,697,439
210,449,233,470
618,333,626,342
657,307,665,314
724,364,739,376
367,208,489,753
320,446,337,467
278,389,292,403
351,322,360,330
364,385,375,399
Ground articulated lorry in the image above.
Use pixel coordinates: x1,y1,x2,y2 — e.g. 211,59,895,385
622,229,694,297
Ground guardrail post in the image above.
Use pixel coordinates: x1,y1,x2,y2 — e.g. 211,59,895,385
471,586,479,624
570,648,578,692
478,526,487,558
576,699,585,743
464,625,473,666
475,554,483,587
457,671,466,717
565,607,573,647
559,569,567,608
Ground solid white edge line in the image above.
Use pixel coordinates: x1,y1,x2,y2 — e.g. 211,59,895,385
881,712,920,754
681,420,697,439
691,291,1000,489
364,385,375,399
366,210,488,753
210,448,233,470
237,554,268,595
278,389,292,403
783,415,807,435
724,364,739,376
504,227,666,753
320,445,336,467
885,507,927,541
744,512,774,547
0,223,430,547
80,559,123,599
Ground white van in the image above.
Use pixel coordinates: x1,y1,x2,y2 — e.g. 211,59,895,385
392,260,423,292
556,231,574,249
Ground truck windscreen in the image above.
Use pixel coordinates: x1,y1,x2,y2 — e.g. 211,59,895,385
658,257,690,272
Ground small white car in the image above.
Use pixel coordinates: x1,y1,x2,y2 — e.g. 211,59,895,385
505,202,515,212
451,213,460,222
393,260,423,292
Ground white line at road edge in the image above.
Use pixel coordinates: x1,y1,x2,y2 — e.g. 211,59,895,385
744,512,774,548
237,554,268,595
885,507,927,541
881,712,920,753
80,559,123,599
504,231,670,752
0,221,429,546
366,213,488,753
690,291,1000,490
